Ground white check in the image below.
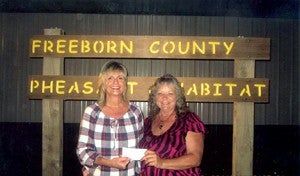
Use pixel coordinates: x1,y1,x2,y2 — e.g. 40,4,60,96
122,147,147,160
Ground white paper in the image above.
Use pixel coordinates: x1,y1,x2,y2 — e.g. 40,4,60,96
122,147,147,160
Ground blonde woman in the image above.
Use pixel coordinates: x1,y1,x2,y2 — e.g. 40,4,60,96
77,61,144,175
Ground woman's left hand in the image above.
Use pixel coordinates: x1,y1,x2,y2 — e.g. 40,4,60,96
141,150,163,168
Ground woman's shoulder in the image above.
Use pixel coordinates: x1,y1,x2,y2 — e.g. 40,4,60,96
86,102,100,109
129,102,138,108
129,102,142,112
128,102,144,118
181,111,206,134
180,111,200,120
84,102,101,115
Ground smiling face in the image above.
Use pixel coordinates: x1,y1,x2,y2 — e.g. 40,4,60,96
155,83,177,113
104,70,126,97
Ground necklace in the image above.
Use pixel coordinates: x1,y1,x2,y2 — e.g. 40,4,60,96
159,123,164,130
158,112,176,130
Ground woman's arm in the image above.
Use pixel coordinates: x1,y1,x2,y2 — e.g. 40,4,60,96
76,109,99,167
143,131,204,170
77,107,130,169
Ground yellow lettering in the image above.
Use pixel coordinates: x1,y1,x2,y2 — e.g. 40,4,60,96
213,83,222,96
149,41,160,54
162,41,175,54
30,80,39,93
69,40,78,53
107,41,117,53
240,84,251,97
128,82,138,94
178,42,190,54
31,39,238,57
201,83,210,95
57,40,66,53
223,42,234,55
42,81,53,93
120,41,133,54
254,84,266,97
81,40,90,53
187,84,198,95
225,83,237,96
192,41,205,54
44,40,53,53
56,80,65,94
93,41,104,53
83,82,93,94
32,40,41,53
208,41,220,54
68,82,80,94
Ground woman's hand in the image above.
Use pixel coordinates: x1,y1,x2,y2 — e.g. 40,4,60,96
140,131,204,170
111,157,130,169
141,150,163,168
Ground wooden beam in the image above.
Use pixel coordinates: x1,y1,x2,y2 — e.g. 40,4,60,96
42,28,64,176
232,59,254,176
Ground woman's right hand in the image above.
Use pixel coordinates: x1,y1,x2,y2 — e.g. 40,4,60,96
111,157,130,169
141,150,163,168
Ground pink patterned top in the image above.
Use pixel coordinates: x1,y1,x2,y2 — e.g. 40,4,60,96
139,111,206,176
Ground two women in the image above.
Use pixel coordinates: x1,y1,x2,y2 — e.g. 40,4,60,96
77,60,205,175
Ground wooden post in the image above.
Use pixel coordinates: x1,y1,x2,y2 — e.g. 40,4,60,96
232,59,255,176
42,28,64,176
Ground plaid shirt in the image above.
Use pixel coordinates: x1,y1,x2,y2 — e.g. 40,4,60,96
77,102,144,176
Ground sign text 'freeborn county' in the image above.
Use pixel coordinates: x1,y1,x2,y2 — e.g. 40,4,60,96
29,35,270,60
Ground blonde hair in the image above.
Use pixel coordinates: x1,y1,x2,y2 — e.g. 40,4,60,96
97,61,128,107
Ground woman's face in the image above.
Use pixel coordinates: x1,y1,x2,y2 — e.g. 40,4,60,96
105,70,126,96
156,83,176,112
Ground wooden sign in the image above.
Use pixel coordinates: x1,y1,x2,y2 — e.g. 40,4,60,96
30,29,270,176
28,75,269,102
29,35,270,60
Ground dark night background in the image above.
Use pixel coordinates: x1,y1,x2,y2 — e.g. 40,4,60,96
0,0,299,19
